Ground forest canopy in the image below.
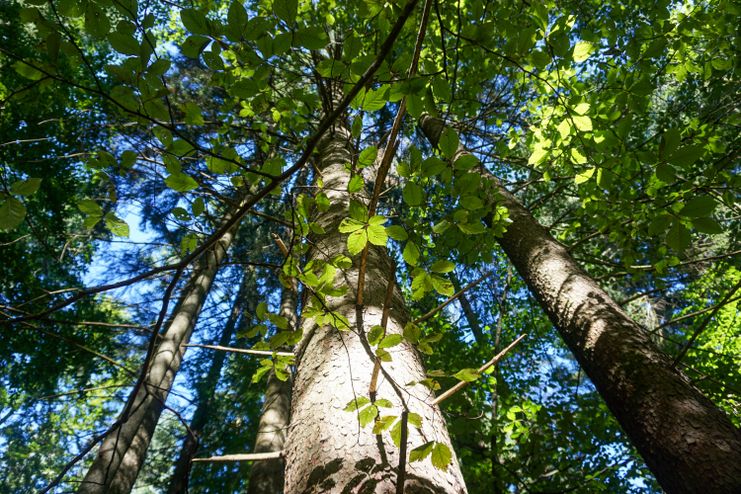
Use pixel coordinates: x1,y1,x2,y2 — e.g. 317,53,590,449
0,0,739,493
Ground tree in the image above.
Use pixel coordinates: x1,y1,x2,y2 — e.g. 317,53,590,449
1,0,740,493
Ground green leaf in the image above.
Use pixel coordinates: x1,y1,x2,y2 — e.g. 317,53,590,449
407,412,422,428
573,41,595,62
385,225,408,241
372,415,397,434
557,119,571,140
573,102,590,115
226,1,248,41
430,260,455,274
572,115,593,132
0,198,26,231
669,145,704,168
183,102,204,125
347,175,364,193
368,215,386,226
347,229,367,255
431,275,454,297
403,183,424,206
358,404,378,427
667,221,691,251
458,222,486,235
104,213,129,237
165,173,199,192
339,217,365,233
438,128,459,159
77,199,103,216
575,167,595,184
108,31,140,55
692,217,722,234
358,146,378,168
344,396,370,412
679,196,716,218
10,178,42,196
367,224,388,246
273,0,298,24
454,154,479,170
294,27,327,49
375,398,393,408
431,443,452,470
453,368,480,382
361,86,388,111
460,195,484,210
181,35,209,58
13,61,44,80
410,442,434,462
367,325,384,346
403,323,421,343
403,242,420,266
181,8,209,35
378,334,403,349
348,200,367,221
655,163,676,183
390,419,403,447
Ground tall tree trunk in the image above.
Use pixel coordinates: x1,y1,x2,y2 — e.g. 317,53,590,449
283,96,467,492
78,215,239,494
420,115,741,494
247,283,296,494
167,269,255,494
449,273,485,344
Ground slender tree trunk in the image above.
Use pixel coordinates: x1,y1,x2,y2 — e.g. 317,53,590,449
449,273,485,344
78,214,239,494
420,115,741,494
167,269,255,494
247,283,296,494
283,92,467,492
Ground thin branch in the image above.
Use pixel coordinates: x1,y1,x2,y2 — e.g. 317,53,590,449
183,343,294,358
671,279,741,368
433,334,526,406
191,452,283,462
414,271,492,324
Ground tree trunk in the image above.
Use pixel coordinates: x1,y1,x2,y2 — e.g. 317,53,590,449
283,99,467,492
167,269,255,494
420,115,741,494
78,214,239,494
247,284,296,494
449,273,485,344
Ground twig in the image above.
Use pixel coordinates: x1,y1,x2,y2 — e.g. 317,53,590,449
191,451,282,462
671,280,741,368
183,343,294,358
414,271,492,324
432,334,526,406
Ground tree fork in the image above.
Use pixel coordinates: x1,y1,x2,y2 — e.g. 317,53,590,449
419,114,741,494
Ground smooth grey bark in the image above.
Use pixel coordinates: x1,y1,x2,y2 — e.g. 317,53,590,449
78,216,239,494
420,115,741,494
247,284,296,494
283,99,467,492
167,270,255,494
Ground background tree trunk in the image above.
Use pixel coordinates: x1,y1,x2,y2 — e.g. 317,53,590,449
167,269,255,494
283,103,468,492
420,115,741,494
247,284,296,494
78,217,239,494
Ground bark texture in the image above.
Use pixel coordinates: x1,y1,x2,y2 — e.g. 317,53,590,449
283,109,467,493
167,270,255,494
78,218,238,494
420,114,741,494
247,285,296,494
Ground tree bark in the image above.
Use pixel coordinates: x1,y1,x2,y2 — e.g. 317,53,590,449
167,269,255,494
449,273,485,344
78,212,239,494
283,99,467,492
419,115,741,494
247,284,296,494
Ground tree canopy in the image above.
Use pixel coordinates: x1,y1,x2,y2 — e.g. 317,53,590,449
0,0,739,493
